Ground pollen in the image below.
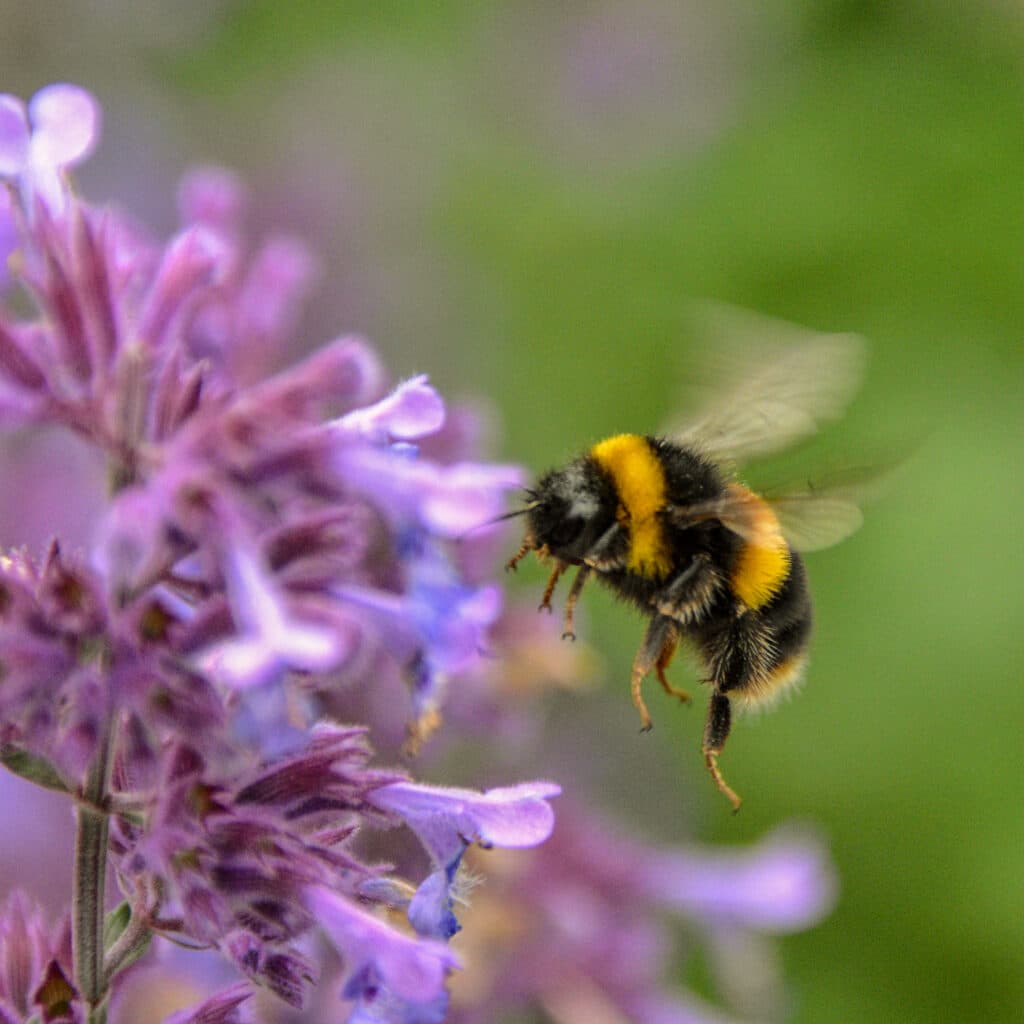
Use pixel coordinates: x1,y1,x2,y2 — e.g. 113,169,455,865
590,434,671,578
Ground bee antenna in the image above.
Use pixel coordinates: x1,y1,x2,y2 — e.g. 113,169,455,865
456,503,538,542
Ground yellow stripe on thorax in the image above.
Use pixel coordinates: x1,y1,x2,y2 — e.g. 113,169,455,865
727,484,791,609
590,434,671,578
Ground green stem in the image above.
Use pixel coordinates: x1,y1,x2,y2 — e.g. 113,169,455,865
73,724,113,1022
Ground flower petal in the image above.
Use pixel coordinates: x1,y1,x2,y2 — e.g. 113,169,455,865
335,375,445,442
178,165,248,234
0,95,28,175
306,887,456,1003
642,829,838,933
369,779,561,867
27,84,100,167
407,865,460,941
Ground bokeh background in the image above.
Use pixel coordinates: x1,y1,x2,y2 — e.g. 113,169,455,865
2,2,1023,1021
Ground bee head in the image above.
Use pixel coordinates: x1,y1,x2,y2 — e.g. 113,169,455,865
527,458,616,561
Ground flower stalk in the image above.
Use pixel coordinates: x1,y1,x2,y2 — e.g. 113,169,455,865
72,719,113,1022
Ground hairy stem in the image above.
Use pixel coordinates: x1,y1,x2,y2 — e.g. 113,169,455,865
73,723,113,1021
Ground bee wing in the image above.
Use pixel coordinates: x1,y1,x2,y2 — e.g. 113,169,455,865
761,491,864,551
669,306,866,466
666,485,866,553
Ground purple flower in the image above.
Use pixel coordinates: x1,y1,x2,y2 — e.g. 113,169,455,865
369,780,560,946
0,544,110,787
306,886,456,1022
196,537,342,691
369,780,561,869
641,828,837,932
175,167,319,384
113,725,397,953
0,891,79,1023
0,82,840,1024
333,444,523,538
0,84,99,217
334,375,445,443
443,805,835,1024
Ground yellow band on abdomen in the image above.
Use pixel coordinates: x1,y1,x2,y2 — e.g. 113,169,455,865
727,486,791,609
590,434,672,578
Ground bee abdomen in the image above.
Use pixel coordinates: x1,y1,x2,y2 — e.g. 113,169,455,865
702,554,813,707
726,486,792,610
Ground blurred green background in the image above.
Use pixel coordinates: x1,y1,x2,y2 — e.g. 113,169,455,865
5,1,1024,1021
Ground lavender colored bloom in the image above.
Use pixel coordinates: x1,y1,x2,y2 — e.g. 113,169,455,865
0,84,99,218
334,375,445,443
175,167,318,385
197,537,341,691
369,780,560,948
0,891,79,1024
641,828,837,932
111,725,405,1005
369,780,562,870
0,544,113,786
334,445,524,539
445,805,836,1024
0,82,840,1024
0,83,557,1022
178,167,248,236
307,888,456,1004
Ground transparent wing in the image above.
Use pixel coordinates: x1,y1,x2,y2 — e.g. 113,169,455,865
665,484,868,553
762,492,864,551
669,305,866,466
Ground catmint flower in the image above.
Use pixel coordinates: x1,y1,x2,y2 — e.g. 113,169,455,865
0,84,99,218
0,82,559,1022
197,535,341,692
111,725,402,1004
176,167,318,384
369,780,562,870
0,891,79,1023
445,804,836,1023
334,375,445,444
640,828,837,932
0,82,841,1024
307,887,456,1019
368,780,561,947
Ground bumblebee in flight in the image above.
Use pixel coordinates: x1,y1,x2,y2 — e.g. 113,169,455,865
506,320,866,810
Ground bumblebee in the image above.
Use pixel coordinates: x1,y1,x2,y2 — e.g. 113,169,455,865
506,319,866,810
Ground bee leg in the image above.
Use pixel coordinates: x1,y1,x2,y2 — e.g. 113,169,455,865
655,555,711,623
505,539,533,572
630,615,674,732
655,625,691,704
702,693,742,812
587,522,621,562
561,565,592,640
538,561,568,613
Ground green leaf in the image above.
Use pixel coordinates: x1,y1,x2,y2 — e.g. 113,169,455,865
103,902,153,979
103,902,132,949
0,745,69,794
